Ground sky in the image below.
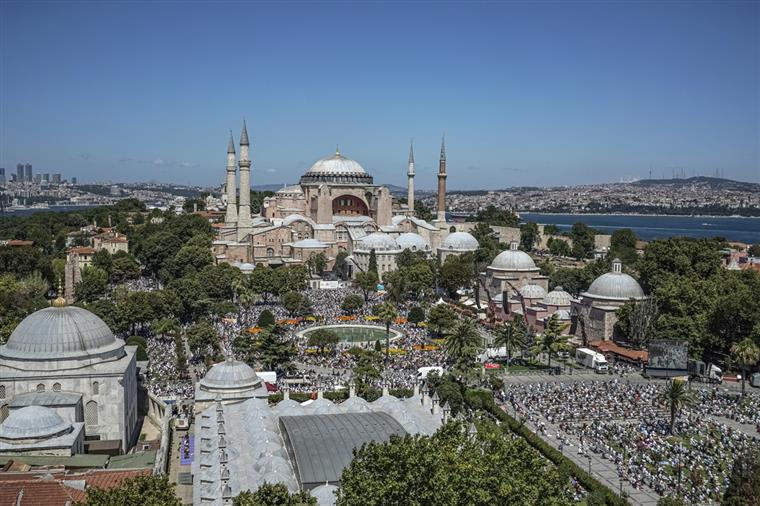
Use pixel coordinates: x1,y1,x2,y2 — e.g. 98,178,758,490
0,1,758,189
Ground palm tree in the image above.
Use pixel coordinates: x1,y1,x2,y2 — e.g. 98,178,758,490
731,338,760,396
659,380,695,434
375,302,398,365
445,318,483,366
530,314,569,368
493,318,526,364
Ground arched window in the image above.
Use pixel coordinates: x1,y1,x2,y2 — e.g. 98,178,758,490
92,381,99,394
85,400,98,425
0,385,5,400
53,383,61,392
449,226,456,233
267,248,275,258
36,384,45,393
0,405,8,423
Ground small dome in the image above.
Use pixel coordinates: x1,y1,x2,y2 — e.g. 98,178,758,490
584,260,645,301
0,406,71,440
519,284,546,299
554,309,572,320
200,358,261,392
440,232,479,251
396,232,430,252
292,238,327,249
356,232,399,252
300,151,373,185
490,243,537,271
311,484,339,506
543,286,572,306
1,306,123,361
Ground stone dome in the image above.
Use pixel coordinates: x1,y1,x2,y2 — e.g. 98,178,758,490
0,406,71,440
300,150,373,185
583,259,645,301
200,358,261,392
311,484,339,506
396,232,430,252
0,305,123,361
292,238,326,249
490,242,537,271
440,232,479,251
357,232,399,252
519,284,546,299
543,286,572,306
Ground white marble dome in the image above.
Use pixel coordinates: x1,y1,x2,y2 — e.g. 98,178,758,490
543,286,573,306
584,260,645,301
490,247,537,271
396,232,430,252
0,305,123,361
0,405,71,440
519,284,546,299
200,358,261,392
440,232,479,251
357,232,399,252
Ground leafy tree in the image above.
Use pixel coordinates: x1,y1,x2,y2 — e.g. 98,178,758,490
569,222,595,259
348,348,383,397
368,248,378,275
305,252,327,276
182,198,206,214
78,475,181,506
341,294,364,314
375,301,398,364
748,244,760,257
92,249,113,276
439,253,475,297
404,263,434,300
427,304,457,338
235,328,294,371
723,447,760,506
473,205,519,227
110,251,141,283
407,306,425,325
493,317,526,362
445,318,482,368
396,248,429,269
730,338,760,396
250,264,277,301
233,483,317,506
197,263,240,302
547,237,571,257
610,228,638,264
659,380,695,434
543,224,560,235
355,271,378,302
187,321,219,357
126,336,149,361
0,273,49,342
258,309,275,329
307,328,339,353
614,298,659,348
336,421,570,506
281,291,304,316
278,265,309,293
530,314,569,367
138,231,182,278
657,497,686,506
413,201,435,222
165,244,213,279
75,266,109,303
519,221,540,251
333,250,350,280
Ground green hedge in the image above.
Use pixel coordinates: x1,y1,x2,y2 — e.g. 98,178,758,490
483,399,628,506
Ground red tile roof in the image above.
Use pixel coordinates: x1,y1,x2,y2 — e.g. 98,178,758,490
68,247,96,254
0,480,88,506
5,240,34,247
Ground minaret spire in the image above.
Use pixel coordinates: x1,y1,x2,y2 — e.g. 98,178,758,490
237,121,252,236
224,131,238,227
407,140,415,214
436,134,447,223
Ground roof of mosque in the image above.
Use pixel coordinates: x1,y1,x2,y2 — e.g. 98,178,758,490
396,232,430,251
200,358,261,392
440,232,479,251
300,150,374,185
0,406,72,440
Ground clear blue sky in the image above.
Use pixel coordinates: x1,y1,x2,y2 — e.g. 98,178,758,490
1,0,758,188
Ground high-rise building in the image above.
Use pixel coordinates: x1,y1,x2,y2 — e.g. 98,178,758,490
71,177,77,185
34,174,42,184
0,168,5,186
16,163,24,182
24,163,32,182
42,173,50,182
52,173,62,183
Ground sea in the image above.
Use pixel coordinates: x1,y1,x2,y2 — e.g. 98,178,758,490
520,213,760,244
0,205,105,217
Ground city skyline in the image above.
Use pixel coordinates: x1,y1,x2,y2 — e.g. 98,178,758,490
1,1,758,188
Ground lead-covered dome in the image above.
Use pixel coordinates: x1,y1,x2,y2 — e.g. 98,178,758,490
356,232,399,252
543,286,572,306
440,232,479,252
519,284,546,299
200,358,262,392
299,150,373,185
0,306,123,361
490,241,537,271
0,405,72,440
583,259,645,301
396,232,430,252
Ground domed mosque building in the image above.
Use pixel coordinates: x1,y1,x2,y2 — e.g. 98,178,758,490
0,293,138,453
212,125,461,278
571,258,647,341
195,357,269,411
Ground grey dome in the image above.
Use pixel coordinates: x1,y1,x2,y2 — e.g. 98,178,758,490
584,262,645,301
543,287,572,306
311,484,339,506
0,405,71,440
1,306,123,361
440,232,478,251
396,232,430,252
200,358,261,391
490,249,537,271
357,232,399,252
519,284,546,299
292,238,327,249
300,151,373,185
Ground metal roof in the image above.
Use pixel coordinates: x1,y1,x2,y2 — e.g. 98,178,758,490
9,392,82,408
279,412,406,489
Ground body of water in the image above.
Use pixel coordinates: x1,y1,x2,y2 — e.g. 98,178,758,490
302,325,402,344
0,205,106,217
520,213,760,244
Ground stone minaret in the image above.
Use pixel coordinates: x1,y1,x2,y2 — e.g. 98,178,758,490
436,135,447,223
224,132,238,227
407,141,415,214
237,121,252,236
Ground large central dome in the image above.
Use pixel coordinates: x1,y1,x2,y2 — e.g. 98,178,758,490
299,150,374,185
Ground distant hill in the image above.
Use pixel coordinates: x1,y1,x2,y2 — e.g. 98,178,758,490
632,176,760,192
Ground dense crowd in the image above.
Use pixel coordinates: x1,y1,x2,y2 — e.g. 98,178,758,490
500,380,760,503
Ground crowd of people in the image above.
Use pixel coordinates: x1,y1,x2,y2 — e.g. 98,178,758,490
500,380,760,503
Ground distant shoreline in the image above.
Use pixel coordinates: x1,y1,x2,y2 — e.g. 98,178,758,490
517,211,760,219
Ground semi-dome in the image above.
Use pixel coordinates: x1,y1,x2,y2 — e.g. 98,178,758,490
200,358,262,392
490,242,537,271
543,286,572,306
519,284,546,299
396,232,430,252
0,305,123,361
291,238,326,249
356,232,399,252
0,405,71,440
300,150,373,185
440,232,478,251
583,259,645,301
